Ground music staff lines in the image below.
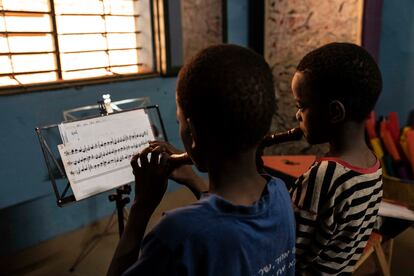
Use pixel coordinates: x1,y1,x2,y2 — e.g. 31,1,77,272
67,141,148,166
74,164,131,184
63,131,149,156
70,153,136,176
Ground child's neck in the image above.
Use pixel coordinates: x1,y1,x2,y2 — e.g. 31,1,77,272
207,149,266,206
327,120,376,168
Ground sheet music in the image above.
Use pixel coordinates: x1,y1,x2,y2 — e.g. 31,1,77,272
57,109,155,200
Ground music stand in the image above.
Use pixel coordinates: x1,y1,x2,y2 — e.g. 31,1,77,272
35,97,167,211
35,96,168,272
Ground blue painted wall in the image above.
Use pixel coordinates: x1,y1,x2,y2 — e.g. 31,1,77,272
0,77,181,255
377,0,414,124
0,1,249,256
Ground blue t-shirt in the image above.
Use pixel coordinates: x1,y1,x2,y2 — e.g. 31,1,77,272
123,176,296,276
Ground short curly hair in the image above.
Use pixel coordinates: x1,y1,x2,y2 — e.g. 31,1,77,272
297,42,382,122
177,44,275,154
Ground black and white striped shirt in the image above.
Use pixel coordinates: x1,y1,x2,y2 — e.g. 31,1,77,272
290,157,383,275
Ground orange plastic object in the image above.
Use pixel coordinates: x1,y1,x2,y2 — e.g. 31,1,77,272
262,155,316,178
406,130,414,175
380,120,401,161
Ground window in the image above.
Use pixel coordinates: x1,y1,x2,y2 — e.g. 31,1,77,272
0,0,155,92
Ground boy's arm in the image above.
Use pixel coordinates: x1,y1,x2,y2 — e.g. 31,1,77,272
171,165,209,199
107,146,169,276
107,202,155,276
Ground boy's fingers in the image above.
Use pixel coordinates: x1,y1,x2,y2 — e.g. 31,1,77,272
152,145,169,165
159,152,169,166
159,152,169,174
151,145,166,154
130,152,140,172
149,141,179,154
149,141,166,149
149,141,162,146
150,146,163,166
139,147,152,167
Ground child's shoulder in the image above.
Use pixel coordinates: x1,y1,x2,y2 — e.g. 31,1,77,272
266,175,290,192
266,175,294,205
148,199,216,247
153,176,292,240
296,157,382,194
315,157,381,175
305,157,382,198
159,198,215,229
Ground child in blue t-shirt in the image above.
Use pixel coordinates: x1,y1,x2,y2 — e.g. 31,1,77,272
108,44,296,276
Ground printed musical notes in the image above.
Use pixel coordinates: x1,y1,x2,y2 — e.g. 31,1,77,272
64,132,149,156
63,132,150,177
58,109,155,201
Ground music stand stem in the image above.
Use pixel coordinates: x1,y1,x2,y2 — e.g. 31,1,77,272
109,186,131,237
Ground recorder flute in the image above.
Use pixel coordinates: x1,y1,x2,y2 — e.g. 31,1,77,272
168,127,303,167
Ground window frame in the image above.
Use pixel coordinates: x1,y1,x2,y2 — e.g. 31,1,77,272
154,0,228,76
0,0,159,95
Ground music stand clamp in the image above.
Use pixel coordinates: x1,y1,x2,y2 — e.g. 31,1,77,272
109,185,131,236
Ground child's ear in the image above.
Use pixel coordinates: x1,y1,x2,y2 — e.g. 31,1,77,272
185,117,208,172
329,100,346,123
186,118,197,150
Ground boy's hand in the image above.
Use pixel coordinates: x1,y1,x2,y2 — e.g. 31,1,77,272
130,145,169,210
149,141,209,196
149,141,195,184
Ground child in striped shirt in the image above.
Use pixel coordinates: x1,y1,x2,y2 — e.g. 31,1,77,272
290,42,383,275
